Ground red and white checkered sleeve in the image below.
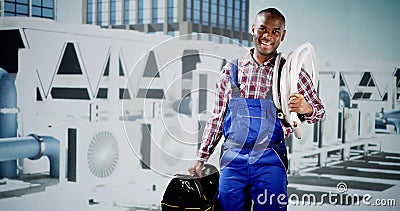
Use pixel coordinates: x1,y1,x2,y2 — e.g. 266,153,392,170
297,69,325,123
197,64,231,161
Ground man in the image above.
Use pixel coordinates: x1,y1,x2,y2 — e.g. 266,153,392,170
189,8,325,211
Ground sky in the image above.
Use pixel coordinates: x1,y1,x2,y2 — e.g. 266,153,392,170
249,0,400,74
57,0,400,74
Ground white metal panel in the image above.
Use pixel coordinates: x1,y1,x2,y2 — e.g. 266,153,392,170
319,72,340,145
291,122,314,152
359,110,375,138
344,108,360,142
148,116,198,176
73,122,138,186
77,39,111,94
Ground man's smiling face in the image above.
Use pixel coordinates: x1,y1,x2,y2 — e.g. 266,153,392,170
252,12,286,61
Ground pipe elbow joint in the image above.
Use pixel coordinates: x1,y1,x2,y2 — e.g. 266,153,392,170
28,134,60,178
43,136,60,178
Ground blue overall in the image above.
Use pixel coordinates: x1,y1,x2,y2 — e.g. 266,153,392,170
218,60,288,211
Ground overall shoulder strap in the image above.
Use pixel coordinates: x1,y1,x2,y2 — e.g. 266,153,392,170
276,57,286,98
275,57,292,126
230,59,240,98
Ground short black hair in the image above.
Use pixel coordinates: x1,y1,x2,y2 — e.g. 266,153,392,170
256,8,286,25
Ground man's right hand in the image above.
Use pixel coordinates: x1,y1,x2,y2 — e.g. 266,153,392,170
188,160,204,178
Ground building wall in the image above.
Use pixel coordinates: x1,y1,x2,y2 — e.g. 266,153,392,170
1,0,55,19
56,0,82,23
83,0,251,46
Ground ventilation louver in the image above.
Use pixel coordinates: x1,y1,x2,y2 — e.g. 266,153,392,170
87,131,119,178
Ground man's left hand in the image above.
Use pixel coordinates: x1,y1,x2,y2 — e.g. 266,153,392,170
288,92,313,116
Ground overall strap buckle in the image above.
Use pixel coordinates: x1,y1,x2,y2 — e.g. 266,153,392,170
230,59,240,98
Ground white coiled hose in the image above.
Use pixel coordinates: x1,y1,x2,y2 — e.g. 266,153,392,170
272,43,318,139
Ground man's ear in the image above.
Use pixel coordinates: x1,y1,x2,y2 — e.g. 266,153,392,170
281,30,286,42
251,24,255,35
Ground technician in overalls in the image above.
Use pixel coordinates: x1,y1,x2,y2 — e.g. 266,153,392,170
189,8,325,211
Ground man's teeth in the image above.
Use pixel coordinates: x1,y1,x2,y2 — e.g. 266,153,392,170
261,41,271,46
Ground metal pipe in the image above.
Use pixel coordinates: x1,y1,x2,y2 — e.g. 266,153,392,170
0,68,17,138
0,135,60,178
0,67,18,178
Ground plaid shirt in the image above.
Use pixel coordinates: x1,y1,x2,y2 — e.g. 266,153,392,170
197,49,325,161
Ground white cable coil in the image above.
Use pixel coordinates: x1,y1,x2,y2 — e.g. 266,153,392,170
273,43,318,139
